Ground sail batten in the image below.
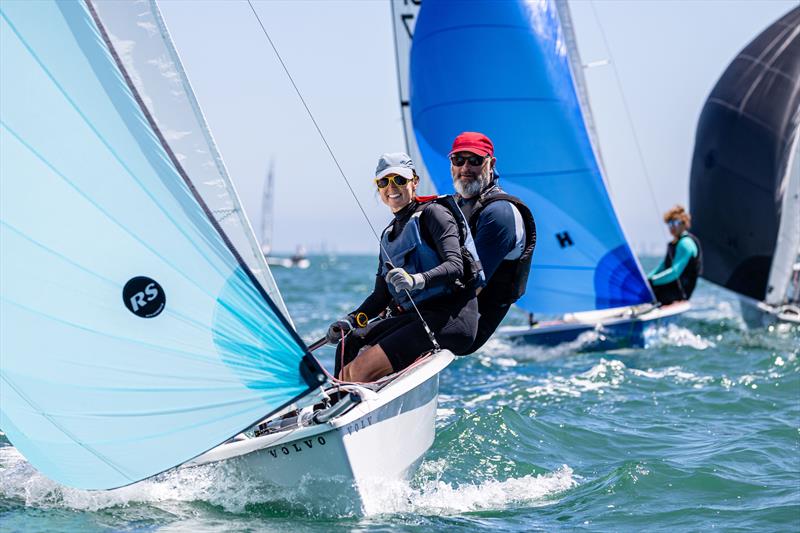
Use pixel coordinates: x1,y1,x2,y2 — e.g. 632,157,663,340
1,0,322,490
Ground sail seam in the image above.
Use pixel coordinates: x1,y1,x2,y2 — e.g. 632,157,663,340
412,23,552,44
84,0,325,385
0,373,134,483
412,96,561,118
501,167,596,179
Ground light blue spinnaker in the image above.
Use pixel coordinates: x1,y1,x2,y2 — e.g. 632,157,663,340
407,0,654,314
0,0,324,490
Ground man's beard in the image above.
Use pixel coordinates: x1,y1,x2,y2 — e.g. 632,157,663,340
452,165,491,198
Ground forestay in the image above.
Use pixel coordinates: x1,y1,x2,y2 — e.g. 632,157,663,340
405,0,653,314
0,0,324,491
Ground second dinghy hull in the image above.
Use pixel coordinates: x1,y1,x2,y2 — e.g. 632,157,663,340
499,302,690,350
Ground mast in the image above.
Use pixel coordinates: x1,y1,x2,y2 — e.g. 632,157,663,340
554,0,608,183
390,0,435,195
766,126,800,307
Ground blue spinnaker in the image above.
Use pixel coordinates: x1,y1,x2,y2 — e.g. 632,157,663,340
0,0,321,490
410,0,653,314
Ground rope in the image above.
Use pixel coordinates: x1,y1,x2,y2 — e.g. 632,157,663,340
244,1,440,361
587,0,668,239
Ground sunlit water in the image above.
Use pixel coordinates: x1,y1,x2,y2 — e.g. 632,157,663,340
1,256,798,531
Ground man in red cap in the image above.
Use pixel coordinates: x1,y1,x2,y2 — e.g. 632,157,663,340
450,132,537,354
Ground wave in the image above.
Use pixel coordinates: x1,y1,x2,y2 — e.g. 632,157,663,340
0,445,575,518
359,462,576,516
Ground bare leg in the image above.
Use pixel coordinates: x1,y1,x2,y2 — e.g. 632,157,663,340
340,344,394,382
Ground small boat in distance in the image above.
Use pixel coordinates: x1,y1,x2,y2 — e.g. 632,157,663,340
260,161,310,269
391,0,686,349
690,6,800,327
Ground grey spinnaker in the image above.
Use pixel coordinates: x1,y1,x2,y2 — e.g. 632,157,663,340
689,6,800,305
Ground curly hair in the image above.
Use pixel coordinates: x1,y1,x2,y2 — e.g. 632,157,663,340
663,205,691,227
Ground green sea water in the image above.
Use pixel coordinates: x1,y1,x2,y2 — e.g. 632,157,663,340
1,255,798,532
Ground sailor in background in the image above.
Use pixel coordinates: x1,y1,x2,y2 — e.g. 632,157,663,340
326,153,479,382
451,132,537,354
648,205,703,305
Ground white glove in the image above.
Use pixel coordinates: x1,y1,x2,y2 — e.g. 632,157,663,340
385,268,425,293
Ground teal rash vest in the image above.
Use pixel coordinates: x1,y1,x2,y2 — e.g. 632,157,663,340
649,234,699,286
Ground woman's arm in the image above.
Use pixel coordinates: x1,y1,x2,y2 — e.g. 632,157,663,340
418,203,464,287
352,256,392,317
648,258,666,279
649,237,698,286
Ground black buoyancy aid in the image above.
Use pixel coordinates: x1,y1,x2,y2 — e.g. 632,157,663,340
461,186,536,305
379,195,484,310
663,232,703,300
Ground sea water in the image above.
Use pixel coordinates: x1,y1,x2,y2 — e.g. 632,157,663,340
1,256,798,531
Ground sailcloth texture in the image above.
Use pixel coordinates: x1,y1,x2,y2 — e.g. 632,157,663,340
690,6,800,305
409,0,653,314
0,0,320,490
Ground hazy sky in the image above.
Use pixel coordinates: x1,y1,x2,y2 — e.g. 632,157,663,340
158,0,797,254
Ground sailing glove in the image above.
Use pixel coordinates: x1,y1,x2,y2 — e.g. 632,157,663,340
325,316,354,344
386,268,425,293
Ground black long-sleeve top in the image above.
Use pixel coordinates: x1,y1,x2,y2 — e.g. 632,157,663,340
352,200,464,318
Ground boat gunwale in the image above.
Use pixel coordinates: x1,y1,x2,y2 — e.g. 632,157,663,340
185,350,454,466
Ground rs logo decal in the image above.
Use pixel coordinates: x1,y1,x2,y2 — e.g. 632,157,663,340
123,276,166,318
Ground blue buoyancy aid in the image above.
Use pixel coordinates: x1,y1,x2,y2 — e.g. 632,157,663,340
380,196,485,310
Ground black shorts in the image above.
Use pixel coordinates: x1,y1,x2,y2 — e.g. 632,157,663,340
335,291,478,374
651,280,684,305
456,297,512,355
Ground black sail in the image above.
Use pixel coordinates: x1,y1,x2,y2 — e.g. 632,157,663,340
689,6,800,302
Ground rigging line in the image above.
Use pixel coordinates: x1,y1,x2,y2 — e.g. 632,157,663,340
245,0,381,245
245,0,440,354
587,0,668,240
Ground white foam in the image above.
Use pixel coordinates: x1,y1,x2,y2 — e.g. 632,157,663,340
479,331,605,364
358,464,576,516
644,323,715,350
526,358,626,398
629,366,714,386
0,446,575,517
0,446,299,514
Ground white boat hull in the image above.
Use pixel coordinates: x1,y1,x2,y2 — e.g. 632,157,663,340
739,297,800,327
184,350,454,513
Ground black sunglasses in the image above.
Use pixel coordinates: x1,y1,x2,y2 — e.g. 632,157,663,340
375,175,412,189
450,154,488,167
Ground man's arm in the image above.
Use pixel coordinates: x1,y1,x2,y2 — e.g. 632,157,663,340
473,201,520,282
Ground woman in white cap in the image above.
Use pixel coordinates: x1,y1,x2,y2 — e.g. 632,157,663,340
326,152,479,382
